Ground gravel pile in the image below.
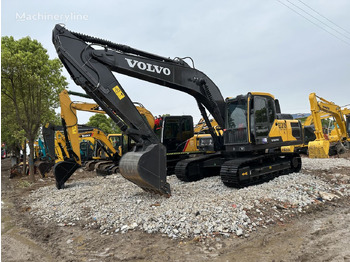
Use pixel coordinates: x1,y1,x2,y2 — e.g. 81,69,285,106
27,157,350,239
301,157,350,170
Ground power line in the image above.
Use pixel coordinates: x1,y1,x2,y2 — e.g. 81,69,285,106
276,0,350,46
286,0,350,41
297,0,350,36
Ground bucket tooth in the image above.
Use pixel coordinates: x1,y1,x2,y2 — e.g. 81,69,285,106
119,144,170,196
53,160,81,189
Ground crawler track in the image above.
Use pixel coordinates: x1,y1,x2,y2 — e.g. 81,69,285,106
220,153,301,187
175,153,301,187
175,153,223,182
95,162,118,176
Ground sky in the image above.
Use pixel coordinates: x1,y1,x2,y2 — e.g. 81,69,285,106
2,0,350,124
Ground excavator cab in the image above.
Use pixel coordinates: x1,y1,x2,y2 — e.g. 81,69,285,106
107,134,125,155
80,140,94,162
224,93,303,152
158,116,194,153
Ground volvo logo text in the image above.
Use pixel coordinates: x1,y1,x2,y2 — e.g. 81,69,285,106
125,58,171,76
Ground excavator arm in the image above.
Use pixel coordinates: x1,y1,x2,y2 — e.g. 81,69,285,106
52,25,227,195
310,94,348,139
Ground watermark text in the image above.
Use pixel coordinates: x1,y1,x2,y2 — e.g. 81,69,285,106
16,12,89,22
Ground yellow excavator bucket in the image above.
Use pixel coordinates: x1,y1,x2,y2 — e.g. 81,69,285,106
308,140,330,158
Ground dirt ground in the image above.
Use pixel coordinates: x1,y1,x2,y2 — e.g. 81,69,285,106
2,157,350,262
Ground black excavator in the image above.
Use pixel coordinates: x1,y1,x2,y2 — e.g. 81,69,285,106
52,25,303,196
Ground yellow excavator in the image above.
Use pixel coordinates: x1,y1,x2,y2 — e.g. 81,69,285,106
63,91,155,171
327,107,350,147
182,118,221,152
80,129,119,173
52,90,125,187
308,93,350,158
46,123,119,167
58,89,106,163
53,25,303,196
42,123,98,163
54,130,70,162
289,112,332,155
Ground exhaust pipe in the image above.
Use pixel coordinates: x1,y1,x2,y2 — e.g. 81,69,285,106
119,144,171,196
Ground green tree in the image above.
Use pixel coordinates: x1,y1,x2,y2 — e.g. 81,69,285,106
85,114,121,134
45,113,62,127
1,36,67,180
1,93,25,158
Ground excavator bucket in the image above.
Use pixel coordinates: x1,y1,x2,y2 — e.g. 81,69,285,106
119,144,171,196
35,160,54,178
308,140,330,158
53,160,81,189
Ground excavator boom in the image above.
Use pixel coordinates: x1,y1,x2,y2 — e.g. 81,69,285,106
53,25,174,195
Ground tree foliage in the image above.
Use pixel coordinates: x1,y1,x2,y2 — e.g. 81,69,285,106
1,36,67,179
1,93,24,154
85,114,121,134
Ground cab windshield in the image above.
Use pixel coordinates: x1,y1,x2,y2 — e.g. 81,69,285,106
227,101,247,129
226,98,248,144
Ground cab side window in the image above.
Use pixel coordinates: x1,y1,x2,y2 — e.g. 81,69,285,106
254,97,269,138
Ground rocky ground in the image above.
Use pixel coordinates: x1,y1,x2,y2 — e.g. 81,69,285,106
2,154,350,262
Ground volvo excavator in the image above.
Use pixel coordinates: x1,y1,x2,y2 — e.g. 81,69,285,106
52,25,302,196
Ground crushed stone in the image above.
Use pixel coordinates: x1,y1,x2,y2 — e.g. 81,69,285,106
27,157,350,239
